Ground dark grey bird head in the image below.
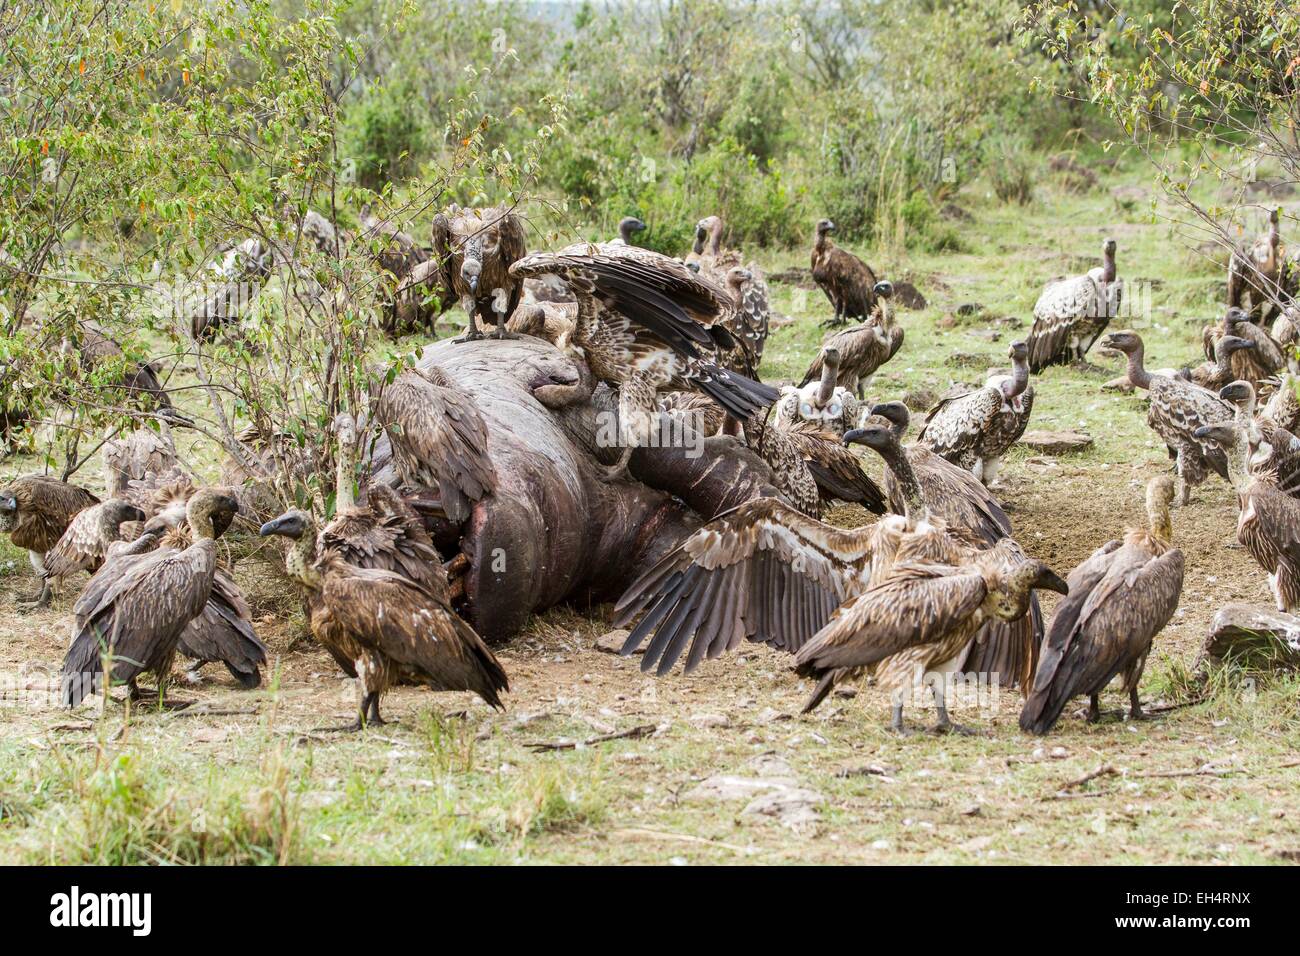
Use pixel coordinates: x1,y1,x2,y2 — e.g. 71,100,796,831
618,216,647,243
1102,237,1117,257
1219,334,1256,355
1028,562,1069,596
873,280,893,299
1100,329,1141,354
1224,306,1251,327
842,422,897,452
104,500,147,528
1219,380,1256,408
260,509,311,540
0,492,16,516
1192,422,1238,448
1008,340,1029,362
460,239,483,294
815,218,835,237
685,261,701,274
867,401,910,438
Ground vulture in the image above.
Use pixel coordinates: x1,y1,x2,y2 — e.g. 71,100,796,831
374,371,497,525
608,217,648,246
431,205,527,341
849,407,1045,691
1102,330,1234,504
40,499,147,602
689,216,772,362
810,218,879,327
798,281,902,398
917,340,1034,487
657,390,727,438
1200,307,1284,387
1194,419,1300,613
1228,207,1294,322
1019,476,1184,734
66,322,182,417
0,476,99,608
358,206,428,281
102,424,187,504
508,243,779,473
1264,371,1300,434
1219,380,1300,496
260,507,508,729
689,215,743,273
60,489,241,707
1188,333,1260,392
745,414,887,518
1026,238,1122,372
1272,305,1299,371
506,300,576,347
716,267,761,375
774,347,863,437
387,259,443,335
192,236,272,341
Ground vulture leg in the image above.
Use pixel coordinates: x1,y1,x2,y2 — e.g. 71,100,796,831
1086,694,1101,724
452,301,485,344
364,692,387,727
1127,685,1149,721
490,304,520,341
888,701,916,737
17,580,51,610
929,678,980,736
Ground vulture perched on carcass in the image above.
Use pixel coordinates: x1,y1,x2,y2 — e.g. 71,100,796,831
1102,330,1234,505
798,281,902,398
1026,238,1122,371
431,205,528,341
61,489,242,707
1195,418,1300,613
1228,207,1297,322
917,340,1034,487
0,475,100,608
508,242,779,475
774,347,863,438
1020,476,1184,734
810,218,879,327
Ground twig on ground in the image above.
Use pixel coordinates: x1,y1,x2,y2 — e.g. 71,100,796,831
526,723,655,752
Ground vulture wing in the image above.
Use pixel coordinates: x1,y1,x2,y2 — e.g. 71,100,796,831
177,567,268,688
780,419,887,513
1147,377,1234,479
42,503,109,580
917,386,1003,458
1027,274,1100,371
319,484,445,591
613,497,877,675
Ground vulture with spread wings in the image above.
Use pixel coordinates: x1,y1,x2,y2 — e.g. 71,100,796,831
431,205,528,340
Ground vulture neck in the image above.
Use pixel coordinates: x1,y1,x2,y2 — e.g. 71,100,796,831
335,434,356,513
814,231,831,256
706,221,723,257
1145,489,1173,545
187,508,217,542
879,442,925,519
1102,248,1117,284
1123,345,1152,390
285,529,322,590
816,358,839,405
1006,353,1030,399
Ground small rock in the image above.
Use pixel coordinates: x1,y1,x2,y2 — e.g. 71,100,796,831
192,727,227,744
1018,429,1094,455
945,352,987,369
902,387,938,412
689,712,729,729
755,707,791,724
595,629,637,654
740,787,825,834
1049,746,1069,759
967,329,1002,342
956,302,986,317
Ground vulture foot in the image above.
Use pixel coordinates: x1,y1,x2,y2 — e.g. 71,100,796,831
928,718,983,737
17,582,51,611
128,686,196,710
888,704,918,737
1127,688,1153,721
452,325,485,345
180,663,208,686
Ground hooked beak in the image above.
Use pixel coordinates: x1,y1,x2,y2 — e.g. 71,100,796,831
1033,565,1069,596
0,494,15,515
259,513,305,539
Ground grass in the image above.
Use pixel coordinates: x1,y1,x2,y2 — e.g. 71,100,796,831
1,149,1299,864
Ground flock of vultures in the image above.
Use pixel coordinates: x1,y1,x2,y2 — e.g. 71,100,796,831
3,201,1300,737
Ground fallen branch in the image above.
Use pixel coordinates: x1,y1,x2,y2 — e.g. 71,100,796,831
1052,763,1118,796
164,705,258,720
1144,695,1210,715
526,724,656,752
611,827,758,855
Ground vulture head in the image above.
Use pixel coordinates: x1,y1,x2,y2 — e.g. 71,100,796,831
1191,422,1240,451
724,267,753,304
1218,379,1257,413
842,422,897,453
867,401,910,439
187,488,241,540
259,509,312,541
460,237,484,294
1101,237,1118,281
1224,306,1252,328
0,490,16,528
999,340,1032,411
873,280,893,300
693,216,722,256
1217,334,1256,361
1000,558,1070,615
1100,329,1142,355
618,217,647,244
814,218,836,242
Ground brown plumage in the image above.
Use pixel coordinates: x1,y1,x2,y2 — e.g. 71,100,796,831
0,475,100,607
774,349,863,438
1272,306,1299,373
387,259,443,335
431,205,527,340
1102,330,1234,504
1264,371,1300,433
1027,238,1122,371
60,489,241,707
1189,332,1261,392
767,416,886,515
261,508,508,729
374,371,496,525
1201,308,1283,387
41,499,147,593
359,206,428,281
102,424,188,511
799,281,902,398
917,341,1034,487
506,299,576,346
1219,380,1300,496
1228,207,1293,322
63,321,181,416
1020,476,1184,734
689,216,771,363
810,218,879,327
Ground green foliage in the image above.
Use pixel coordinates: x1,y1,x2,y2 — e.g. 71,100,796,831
341,81,428,192
986,134,1036,206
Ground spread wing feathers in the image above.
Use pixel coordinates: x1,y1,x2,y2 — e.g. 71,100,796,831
1147,378,1234,478
62,542,216,706
918,386,1003,457
177,568,268,688
780,419,887,513
739,275,771,361
42,503,113,580
794,564,987,681
319,484,445,591
613,497,876,675
962,597,1042,691
1256,423,1300,496
1020,543,1183,734
315,563,507,708
1027,274,1102,370
376,368,496,524
892,447,1011,549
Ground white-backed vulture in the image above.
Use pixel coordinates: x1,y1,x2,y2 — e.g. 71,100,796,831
1102,330,1234,504
431,205,527,341
60,489,241,707
359,206,428,281
1027,238,1122,371
1195,418,1300,613
62,321,183,417
40,499,147,602
508,243,779,474
0,476,100,608
1020,476,1184,734
1201,307,1284,387
1188,332,1260,392
799,281,902,398
260,507,508,729
917,340,1034,487
689,216,771,362
810,218,879,327
1228,207,1294,322
387,258,443,335
374,372,497,525
1219,380,1300,497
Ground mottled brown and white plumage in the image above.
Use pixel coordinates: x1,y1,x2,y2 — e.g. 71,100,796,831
260,508,508,729
1189,332,1260,392
1228,207,1294,322
917,341,1034,486
810,218,879,327
374,370,496,525
1272,306,1299,373
1027,238,1122,372
0,475,100,607
431,204,527,340
1103,330,1234,504
773,348,863,438
509,243,778,470
507,299,576,347
1200,308,1283,387
102,424,187,508
689,216,771,362
744,415,886,517
60,489,241,707
1263,371,1300,433
799,282,902,399
1219,380,1300,497
1020,476,1183,734
41,499,147,592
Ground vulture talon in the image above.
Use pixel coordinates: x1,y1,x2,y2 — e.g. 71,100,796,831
928,719,982,737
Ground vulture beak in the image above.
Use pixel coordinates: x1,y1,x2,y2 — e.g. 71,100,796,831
873,280,893,299
467,274,479,294
124,505,147,524
1219,381,1252,404
0,494,15,515
259,512,306,539
1032,564,1069,595
633,219,647,233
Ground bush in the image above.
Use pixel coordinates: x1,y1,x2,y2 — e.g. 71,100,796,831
342,81,428,193
986,135,1036,205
